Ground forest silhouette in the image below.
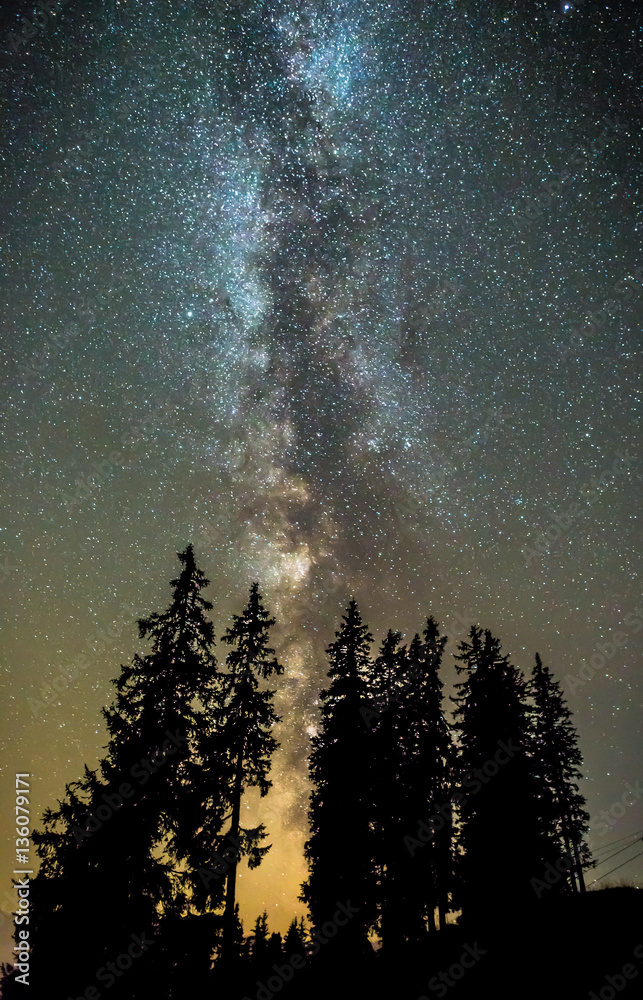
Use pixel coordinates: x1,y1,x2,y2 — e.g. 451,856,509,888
2,545,641,1000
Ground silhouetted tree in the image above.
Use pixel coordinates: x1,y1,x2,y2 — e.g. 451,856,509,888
283,917,307,962
453,625,546,925
369,628,409,952
232,902,245,960
528,653,593,891
18,545,226,998
371,619,454,952
216,582,284,964
252,910,269,970
301,600,377,957
7,764,130,999
267,931,284,967
403,619,454,934
99,543,229,983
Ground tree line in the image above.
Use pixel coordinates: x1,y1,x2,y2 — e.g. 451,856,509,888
1,545,593,998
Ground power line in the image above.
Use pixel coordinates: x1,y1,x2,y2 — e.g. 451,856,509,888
588,847,643,887
593,832,643,854
590,838,643,872
591,829,643,855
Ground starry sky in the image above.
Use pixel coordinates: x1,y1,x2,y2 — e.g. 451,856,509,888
1,0,641,957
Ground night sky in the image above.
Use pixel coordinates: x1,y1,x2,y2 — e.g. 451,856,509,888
1,0,641,958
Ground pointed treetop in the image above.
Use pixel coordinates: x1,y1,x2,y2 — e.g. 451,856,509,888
423,615,446,651
380,628,403,653
530,652,575,725
168,543,211,596
135,544,214,651
326,599,373,677
221,581,283,680
335,598,370,636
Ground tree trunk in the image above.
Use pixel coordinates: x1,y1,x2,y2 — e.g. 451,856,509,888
573,838,586,893
222,744,244,964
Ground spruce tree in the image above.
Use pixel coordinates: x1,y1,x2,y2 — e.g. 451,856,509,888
97,542,230,986
252,910,269,971
215,582,284,965
300,600,377,957
372,619,454,951
283,917,307,962
453,625,546,925
15,545,226,999
528,653,593,892
267,931,284,967
101,543,226,900
402,618,454,935
21,764,138,998
369,628,410,953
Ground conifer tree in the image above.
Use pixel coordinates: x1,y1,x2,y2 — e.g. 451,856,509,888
100,544,227,910
453,625,546,924
16,545,226,998
252,910,270,971
300,600,376,956
403,618,454,934
528,653,593,891
21,764,140,998
215,582,284,965
371,619,454,951
283,917,307,962
267,931,284,966
369,628,409,952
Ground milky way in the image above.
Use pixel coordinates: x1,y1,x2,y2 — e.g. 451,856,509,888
1,0,641,943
